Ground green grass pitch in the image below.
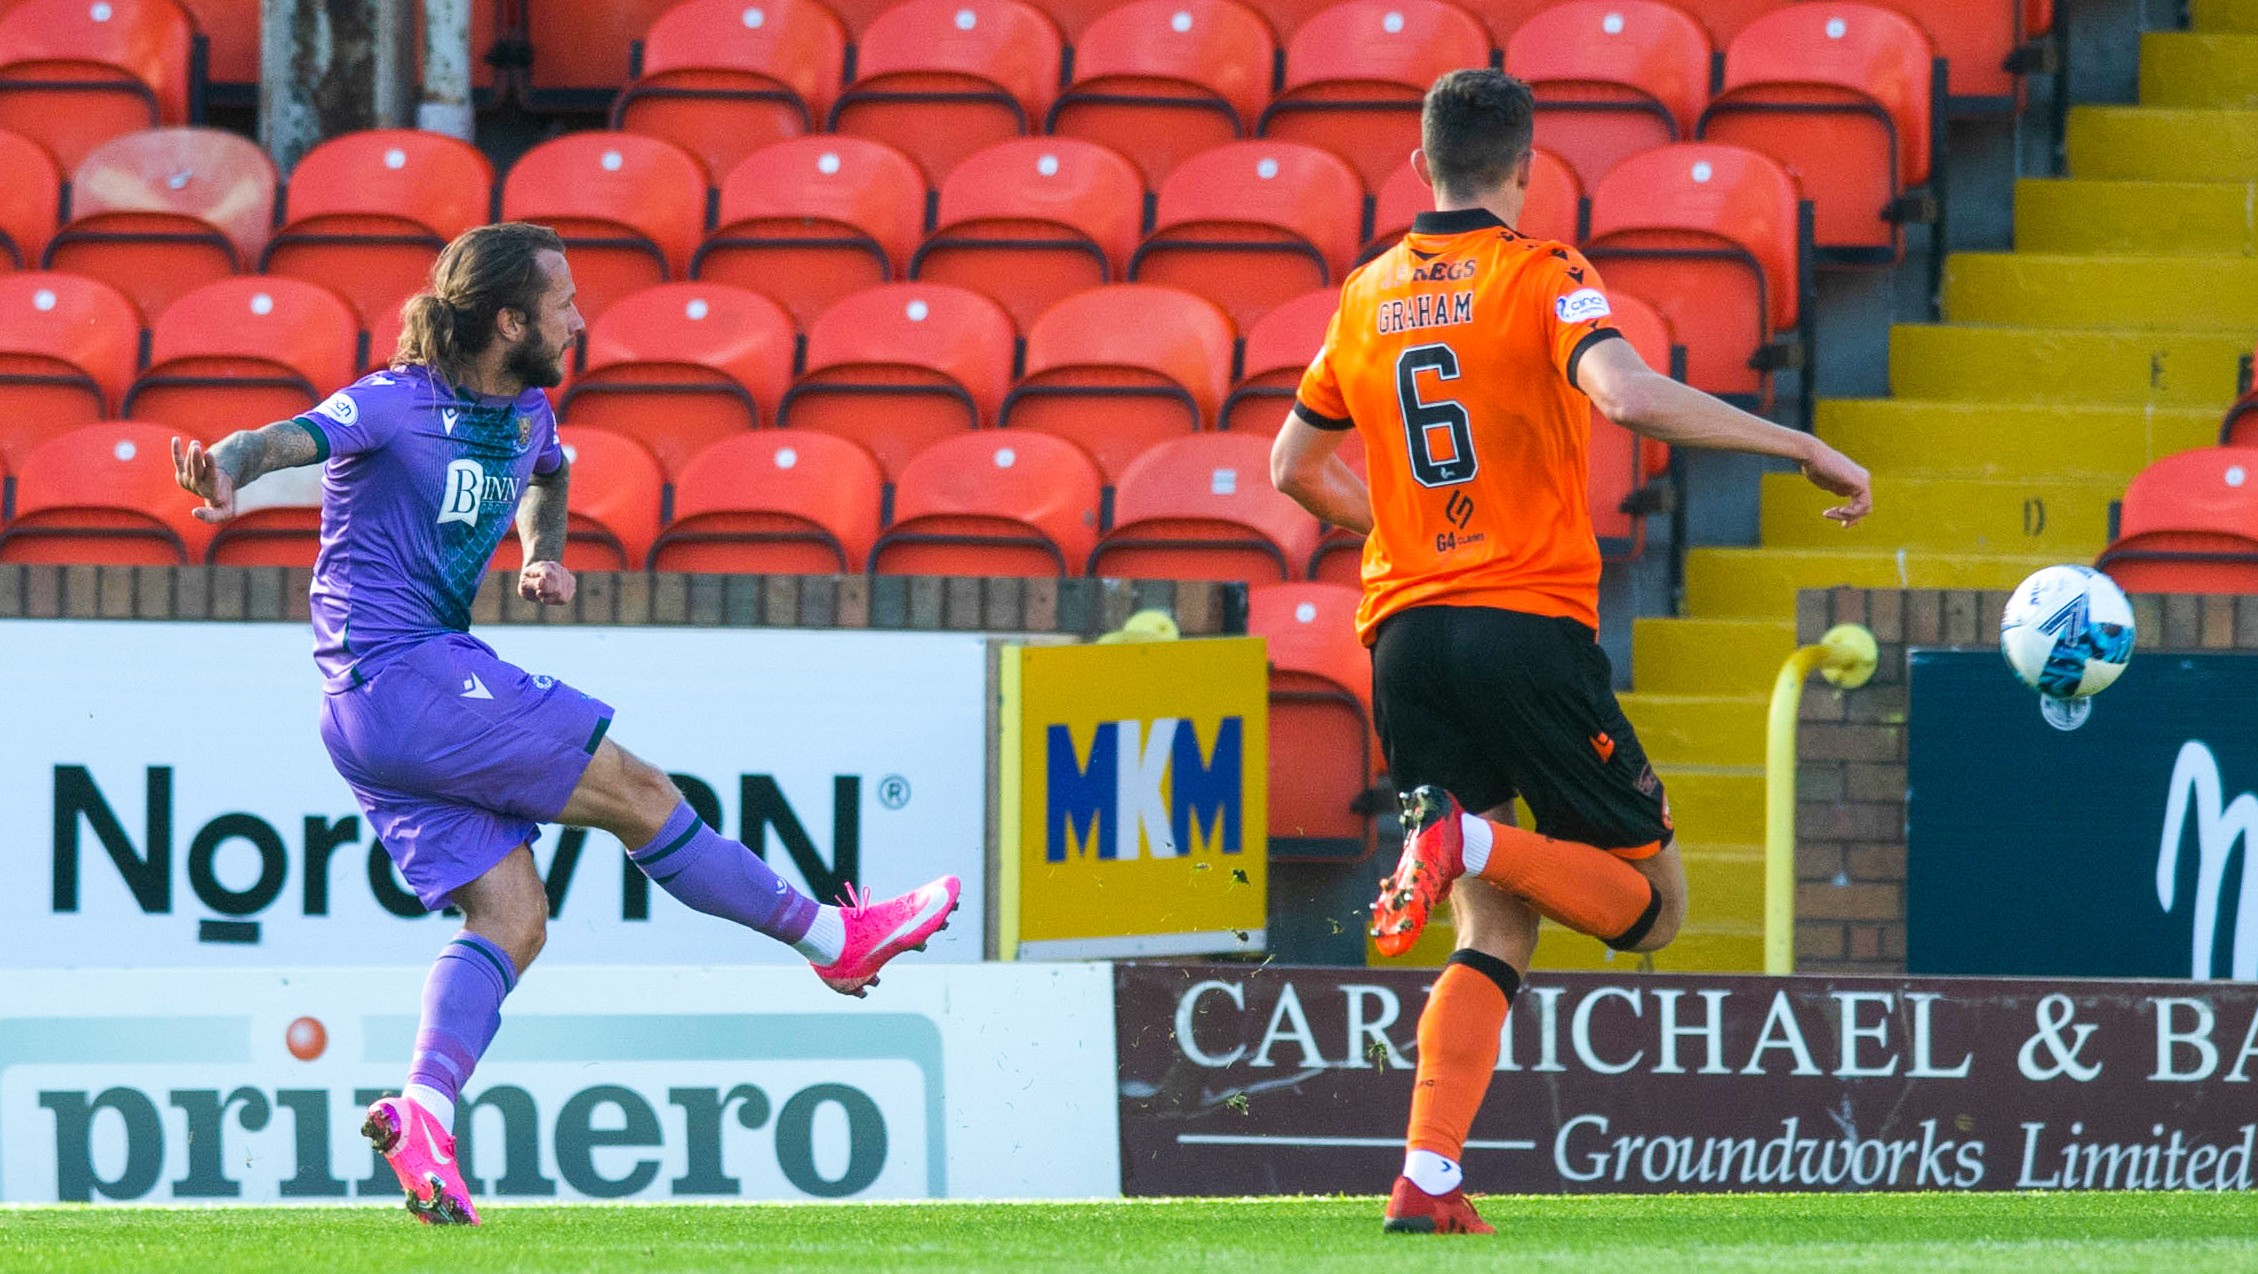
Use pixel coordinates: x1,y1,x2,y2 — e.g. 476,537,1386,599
6,1193,2256,1273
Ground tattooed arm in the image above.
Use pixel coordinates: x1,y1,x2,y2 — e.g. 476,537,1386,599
170,421,324,524
516,455,574,605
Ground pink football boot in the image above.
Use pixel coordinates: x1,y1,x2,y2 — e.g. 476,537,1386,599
362,1094,479,1225
812,875,962,996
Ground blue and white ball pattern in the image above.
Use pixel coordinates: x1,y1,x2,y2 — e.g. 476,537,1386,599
2000,565,2136,699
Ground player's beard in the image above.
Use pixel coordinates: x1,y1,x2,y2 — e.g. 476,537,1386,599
506,328,567,389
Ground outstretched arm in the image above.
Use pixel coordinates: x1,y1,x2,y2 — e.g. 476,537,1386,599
171,421,324,524
1575,337,1872,527
516,456,574,605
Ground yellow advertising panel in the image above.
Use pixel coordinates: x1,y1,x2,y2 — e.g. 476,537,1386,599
998,638,1268,960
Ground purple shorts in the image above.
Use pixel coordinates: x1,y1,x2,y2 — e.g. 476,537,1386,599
319,632,614,909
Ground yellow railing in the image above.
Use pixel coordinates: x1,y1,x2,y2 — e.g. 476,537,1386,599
1764,623,1879,974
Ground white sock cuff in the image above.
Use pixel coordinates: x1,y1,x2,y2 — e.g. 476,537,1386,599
1403,1148,1464,1196
402,1083,456,1129
1459,813,1493,875
793,905,846,964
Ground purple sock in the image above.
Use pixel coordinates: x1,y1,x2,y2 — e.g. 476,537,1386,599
406,932,517,1107
629,801,819,943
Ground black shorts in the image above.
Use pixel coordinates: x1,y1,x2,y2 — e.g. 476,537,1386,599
1370,604,1672,856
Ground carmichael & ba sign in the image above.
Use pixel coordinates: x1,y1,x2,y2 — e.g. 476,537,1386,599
1116,964,2258,1195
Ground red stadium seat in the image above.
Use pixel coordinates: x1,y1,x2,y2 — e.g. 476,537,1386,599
1217,287,1360,465
2096,448,2258,594
364,302,405,373
1046,0,1275,187
44,128,277,325
1089,432,1323,581
1248,580,1375,858
0,126,59,267
693,136,928,331
205,473,325,566
557,282,795,482
1260,0,1493,191
910,137,1145,331
1505,0,1710,192
521,0,680,109
827,0,1062,184
1628,0,1776,48
870,431,1103,575
262,129,495,328
611,0,848,184
0,420,204,564
1365,143,1579,258
1700,4,1938,265
0,0,193,171
1584,142,1805,409
1854,0,2024,112
779,282,1015,480
485,427,667,573
499,133,708,323
175,0,255,94
1247,0,1353,42
650,430,883,573
1586,290,1675,561
1132,140,1364,332
1002,284,1234,482
124,277,359,445
0,272,140,468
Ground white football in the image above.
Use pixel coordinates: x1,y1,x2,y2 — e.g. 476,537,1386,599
1999,565,2136,699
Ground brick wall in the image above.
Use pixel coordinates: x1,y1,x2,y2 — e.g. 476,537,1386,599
1791,586,2258,975
0,564,1245,636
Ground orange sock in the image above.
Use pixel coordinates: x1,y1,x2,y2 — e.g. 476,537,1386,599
1470,819,1661,949
1406,952,1520,1160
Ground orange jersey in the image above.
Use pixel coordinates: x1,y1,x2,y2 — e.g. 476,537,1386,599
1295,207,1624,644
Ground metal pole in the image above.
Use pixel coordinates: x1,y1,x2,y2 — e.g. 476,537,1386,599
259,0,405,173
1763,623,1878,974
419,0,473,139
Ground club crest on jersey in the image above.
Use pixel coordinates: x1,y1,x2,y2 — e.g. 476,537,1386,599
437,458,520,527
516,413,532,446
1555,287,1611,323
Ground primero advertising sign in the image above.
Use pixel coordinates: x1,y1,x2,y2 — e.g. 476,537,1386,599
0,963,1118,1204
1117,964,2258,1195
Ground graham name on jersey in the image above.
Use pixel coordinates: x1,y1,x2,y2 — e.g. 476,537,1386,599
1376,290,1475,335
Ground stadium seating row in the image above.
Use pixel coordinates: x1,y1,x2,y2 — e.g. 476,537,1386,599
4,0,1950,271
0,270,1679,559
2,124,1808,409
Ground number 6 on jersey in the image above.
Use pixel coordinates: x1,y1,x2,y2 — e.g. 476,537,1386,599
1396,344,1477,488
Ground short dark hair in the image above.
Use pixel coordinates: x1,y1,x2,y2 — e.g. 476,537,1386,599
1420,69,1536,202
394,222,567,385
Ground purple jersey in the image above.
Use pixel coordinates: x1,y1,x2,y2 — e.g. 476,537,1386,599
295,365,563,690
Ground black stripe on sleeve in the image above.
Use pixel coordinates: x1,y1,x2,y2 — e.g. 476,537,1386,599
291,417,331,463
1291,400,1354,431
1565,326,1627,392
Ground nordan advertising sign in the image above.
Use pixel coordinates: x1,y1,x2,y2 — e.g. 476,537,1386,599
1118,964,2258,1195
0,622,988,967
0,963,1118,1203
997,638,1267,960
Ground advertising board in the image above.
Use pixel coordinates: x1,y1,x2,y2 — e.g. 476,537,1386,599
0,622,990,967
998,638,1268,960
1909,650,2258,978
0,963,1118,1203
1118,963,2258,1195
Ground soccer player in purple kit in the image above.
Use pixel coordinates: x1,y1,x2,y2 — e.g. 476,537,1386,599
170,223,960,1226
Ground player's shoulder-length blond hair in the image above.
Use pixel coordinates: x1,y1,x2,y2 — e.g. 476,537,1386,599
393,221,566,387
